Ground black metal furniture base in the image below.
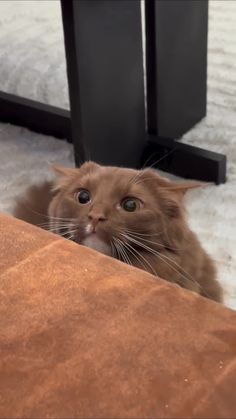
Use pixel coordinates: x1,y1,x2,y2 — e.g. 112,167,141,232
0,90,226,184
0,91,72,142
142,137,226,185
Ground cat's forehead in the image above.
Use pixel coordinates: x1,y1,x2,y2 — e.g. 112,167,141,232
79,165,144,193
82,165,136,181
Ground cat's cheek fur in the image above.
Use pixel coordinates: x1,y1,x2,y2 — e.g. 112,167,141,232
49,193,77,220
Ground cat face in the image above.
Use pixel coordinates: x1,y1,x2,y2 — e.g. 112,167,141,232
48,161,198,258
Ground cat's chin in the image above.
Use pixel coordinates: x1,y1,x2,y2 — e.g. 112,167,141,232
81,234,112,257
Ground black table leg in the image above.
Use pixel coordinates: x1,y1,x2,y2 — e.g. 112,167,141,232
146,0,208,139
61,0,146,168
143,0,226,184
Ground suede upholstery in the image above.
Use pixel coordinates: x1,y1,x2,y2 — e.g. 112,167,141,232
0,213,236,418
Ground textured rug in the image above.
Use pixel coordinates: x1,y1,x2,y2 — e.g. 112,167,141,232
0,1,235,308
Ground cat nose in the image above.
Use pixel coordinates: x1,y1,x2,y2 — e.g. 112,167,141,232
88,211,107,225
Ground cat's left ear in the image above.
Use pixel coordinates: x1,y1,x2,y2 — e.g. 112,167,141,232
142,169,209,196
160,179,209,196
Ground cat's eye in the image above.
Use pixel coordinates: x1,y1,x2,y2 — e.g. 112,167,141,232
75,189,91,204
121,198,140,212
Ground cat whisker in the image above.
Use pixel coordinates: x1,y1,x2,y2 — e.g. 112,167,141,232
45,227,71,235
57,229,76,239
119,242,133,266
46,215,77,222
114,238,135,264
123,228,164,238
112,240,122,262
128,152,161,186
151,250,210,296
62,228,79,239
48,221,79,228
120,246,131,265
113,238,132,265
115,237,156,275
120,232,200,290
41,222,75,231
38,222,74,229
66,232,77,241
120,234,210,297
110,241,116,258
143,147,177,173
115,234,211,299
129,147,177,186
38,218,74,225
114,242,123,263
141,151,159,170
125,241,157,275
20,202,76,223
42,222,79,240
121,229,184,252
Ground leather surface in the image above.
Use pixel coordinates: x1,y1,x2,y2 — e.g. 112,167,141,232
0,213,236,418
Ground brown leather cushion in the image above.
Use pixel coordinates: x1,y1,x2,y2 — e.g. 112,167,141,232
0,213,236,418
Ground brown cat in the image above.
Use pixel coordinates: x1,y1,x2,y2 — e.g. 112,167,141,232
13,161,223,303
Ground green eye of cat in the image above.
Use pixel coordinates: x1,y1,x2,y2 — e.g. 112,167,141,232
121,198,139,212
76,190,91,204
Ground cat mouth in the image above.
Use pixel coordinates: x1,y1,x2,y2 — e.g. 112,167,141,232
81,234,112,256
70,223,112,256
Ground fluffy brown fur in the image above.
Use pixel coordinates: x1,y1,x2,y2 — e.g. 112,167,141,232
13,161,223,303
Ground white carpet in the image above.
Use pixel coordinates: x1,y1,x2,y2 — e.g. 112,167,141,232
0,1,235,309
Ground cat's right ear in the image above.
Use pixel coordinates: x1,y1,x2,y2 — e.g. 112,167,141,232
50,165,79,191
52,161,100,178
51,165,78,178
